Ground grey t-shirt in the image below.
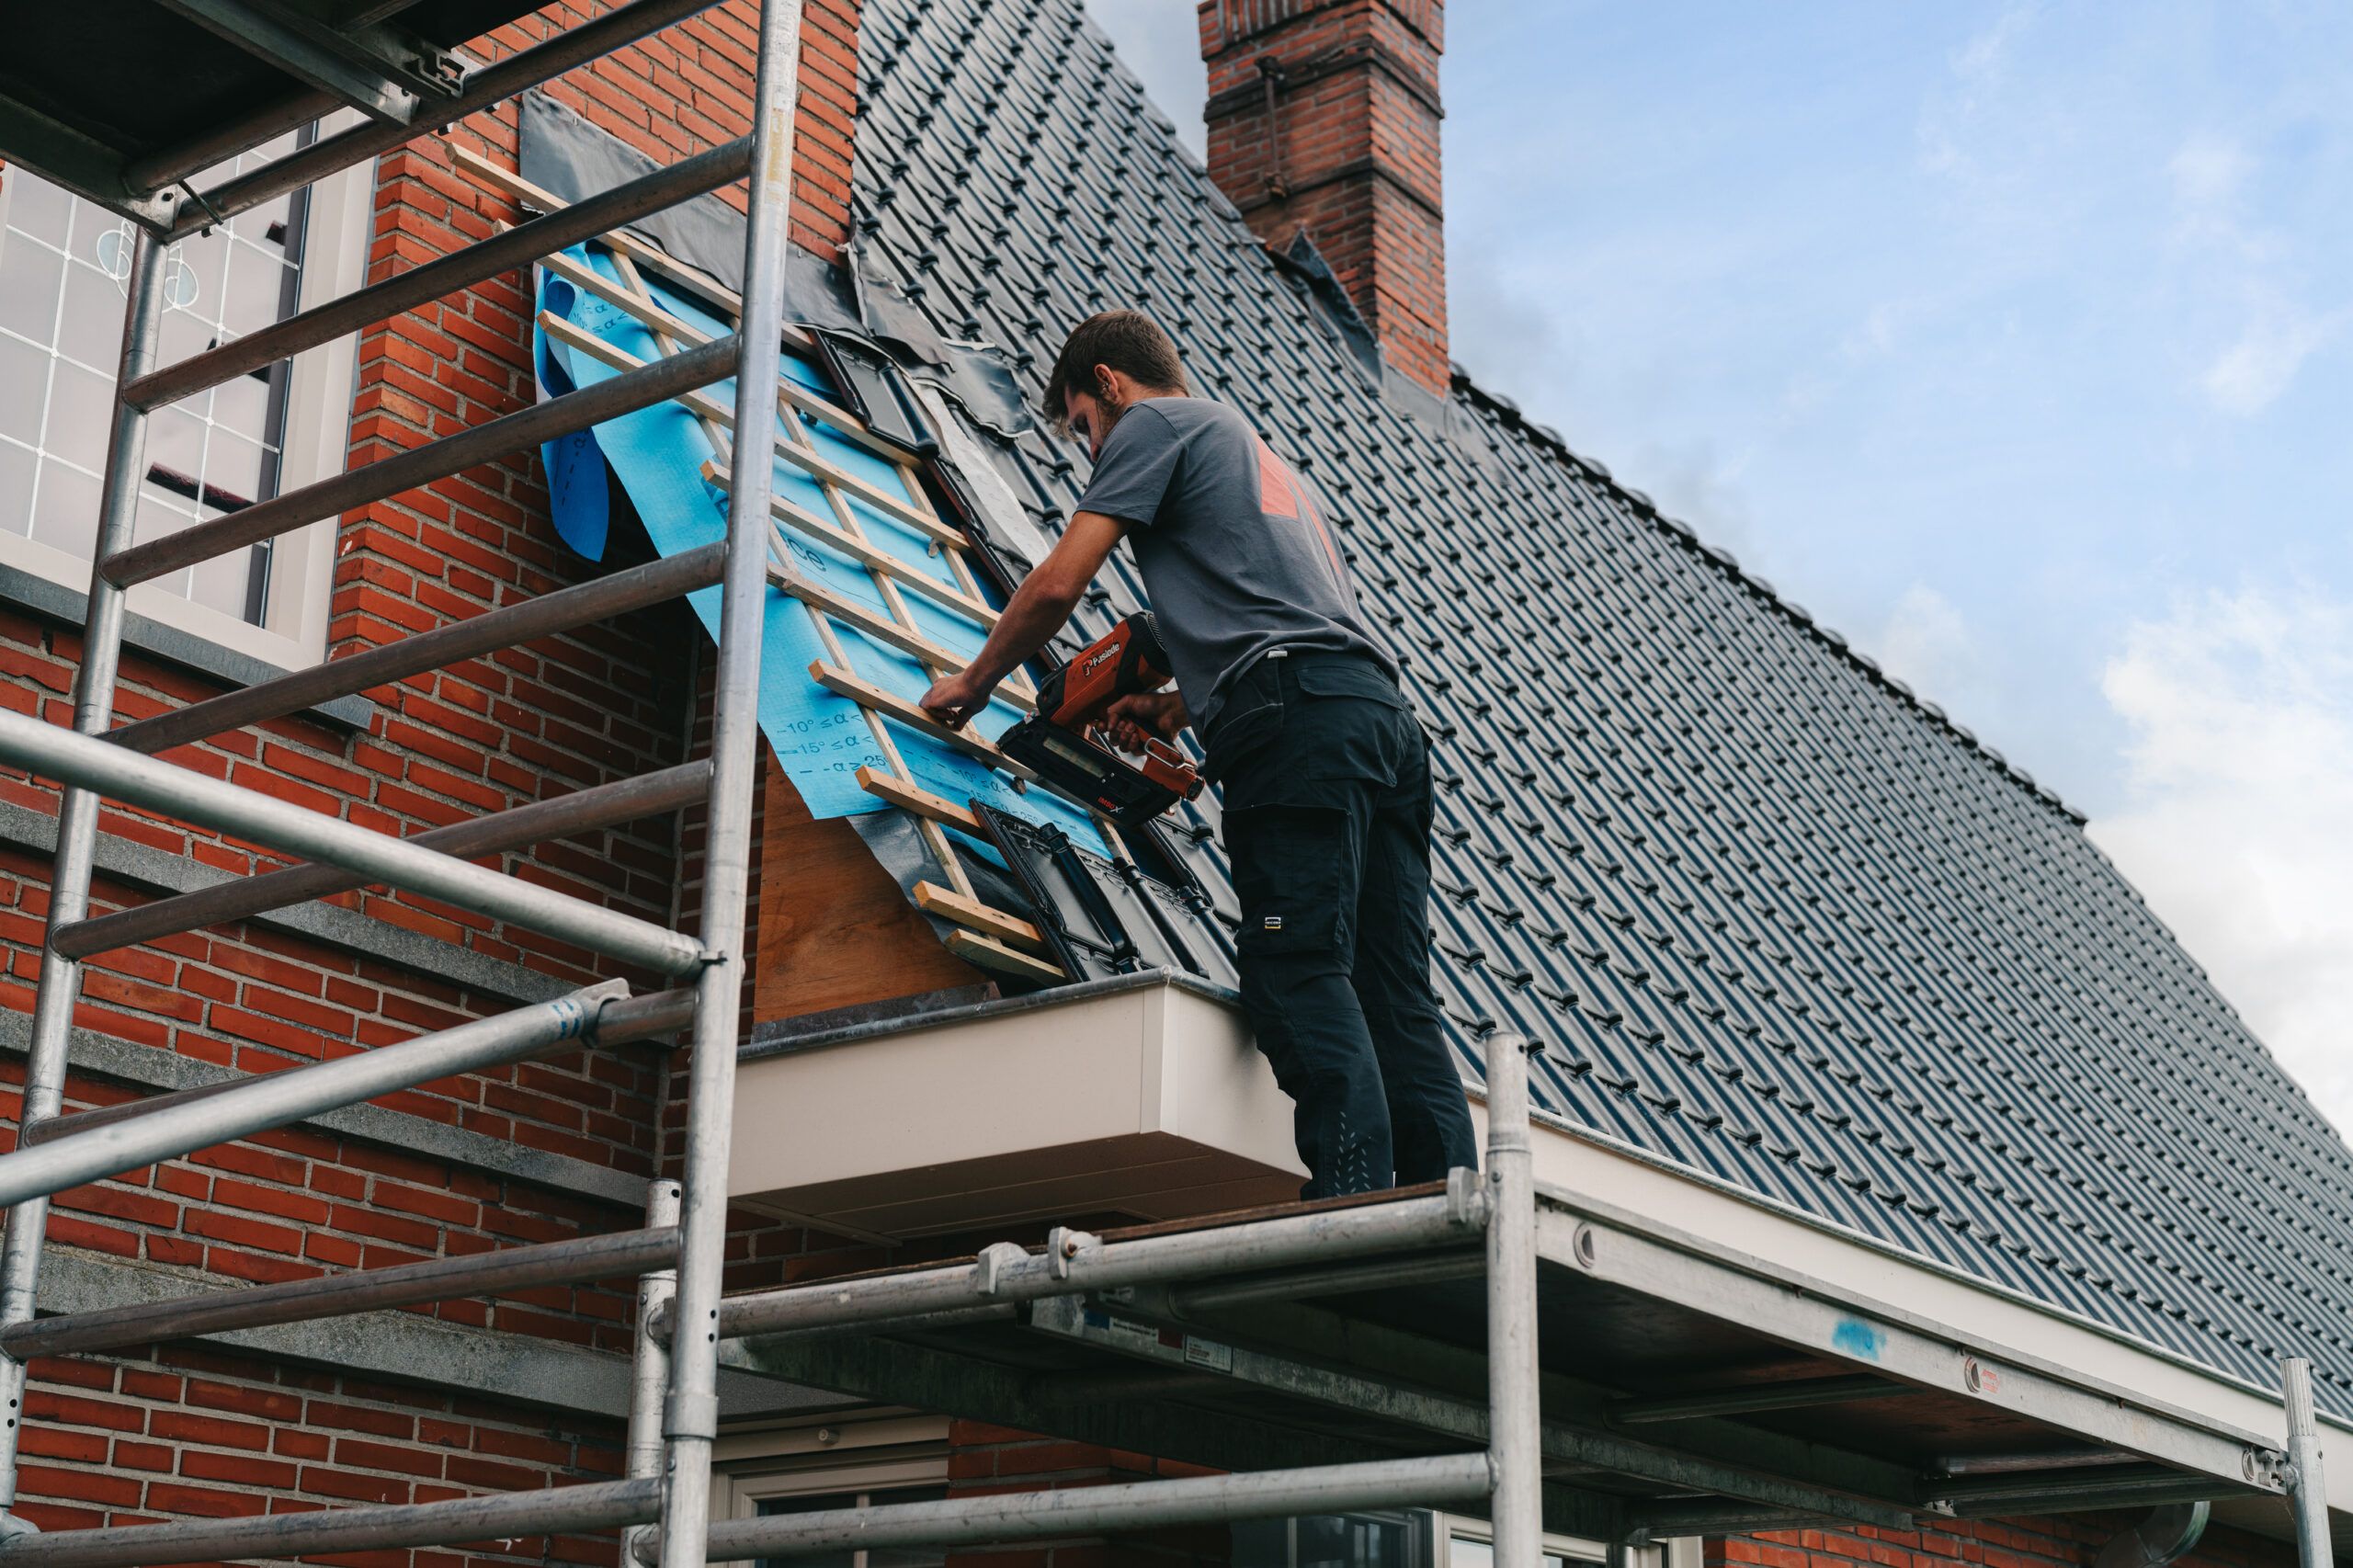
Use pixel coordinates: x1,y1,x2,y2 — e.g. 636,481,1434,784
1073,396,1396,734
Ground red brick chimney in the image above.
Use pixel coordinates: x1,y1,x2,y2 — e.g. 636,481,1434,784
1199,0,1448,395
789,0,863,262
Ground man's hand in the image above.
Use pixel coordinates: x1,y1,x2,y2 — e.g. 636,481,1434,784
915,513,1131,733
1102,690,1188,754
921,668,996,731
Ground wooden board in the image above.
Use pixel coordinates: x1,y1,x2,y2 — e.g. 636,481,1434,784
944,929,1068,985
809,662,1007,765
856,767,983,835
915,881,1047,950
753,764,988,1021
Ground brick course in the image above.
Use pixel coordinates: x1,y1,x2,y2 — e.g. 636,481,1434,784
1712,1515,2290,1568
13,1340,626,1563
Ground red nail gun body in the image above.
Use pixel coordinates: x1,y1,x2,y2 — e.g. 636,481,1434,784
997,613,1203,828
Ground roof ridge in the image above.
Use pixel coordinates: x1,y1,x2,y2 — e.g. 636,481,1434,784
1442,368,2092,831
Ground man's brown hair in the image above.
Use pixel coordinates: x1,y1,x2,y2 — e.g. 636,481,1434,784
1042,310,1189,429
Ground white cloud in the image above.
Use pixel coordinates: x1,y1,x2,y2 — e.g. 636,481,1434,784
2201,303,2343,416
1916,4,2037,187
2087,585,2353,1138
1864,585,2007,739
2168,132,2252,219
1874,585,1973,687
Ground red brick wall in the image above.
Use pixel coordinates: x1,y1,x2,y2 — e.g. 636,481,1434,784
1713,1512,2292,1568
0,0,866,1553
14,1339,623,1556
1199,0,1449,395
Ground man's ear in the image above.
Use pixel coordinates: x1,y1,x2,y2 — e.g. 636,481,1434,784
1093,363,1119,403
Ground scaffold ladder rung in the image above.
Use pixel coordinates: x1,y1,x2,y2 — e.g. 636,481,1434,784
49,761,714,961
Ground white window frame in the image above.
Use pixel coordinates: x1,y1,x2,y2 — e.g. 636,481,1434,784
713,1409,952,1567
0,122,375,672
1430,1512,1698,1568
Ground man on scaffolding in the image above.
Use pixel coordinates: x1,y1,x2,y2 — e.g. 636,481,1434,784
921,310,1477,1200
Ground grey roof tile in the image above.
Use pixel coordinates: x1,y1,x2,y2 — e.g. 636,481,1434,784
853,0,2353,1415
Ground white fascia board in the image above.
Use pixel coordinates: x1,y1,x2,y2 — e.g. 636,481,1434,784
730,976,1303,1239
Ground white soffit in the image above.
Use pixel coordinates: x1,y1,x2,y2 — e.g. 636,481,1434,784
731,978,1304,1239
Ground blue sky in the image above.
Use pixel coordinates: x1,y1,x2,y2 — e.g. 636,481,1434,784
1086,0,2353,1130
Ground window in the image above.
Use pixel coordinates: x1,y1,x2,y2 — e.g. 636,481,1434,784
1236,1508,1430,1568
752,1484,950,1568
712,1427,1696,1568
1241,1508,1689,1568
715,1412,952,1568
0,123,373,668
1428,1513,1694,1568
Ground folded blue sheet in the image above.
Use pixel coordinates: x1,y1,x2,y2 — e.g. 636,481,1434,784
533,244,1106,858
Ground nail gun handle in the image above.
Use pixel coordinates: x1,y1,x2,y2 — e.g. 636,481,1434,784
1048,613,1175,728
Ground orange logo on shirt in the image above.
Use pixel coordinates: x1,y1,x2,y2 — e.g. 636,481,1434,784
1256,438,1346,583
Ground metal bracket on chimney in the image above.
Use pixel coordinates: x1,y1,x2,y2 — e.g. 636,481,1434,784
1257,56,1291,199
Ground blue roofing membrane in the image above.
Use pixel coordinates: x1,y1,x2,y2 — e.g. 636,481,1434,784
532,243,1106,852
848,0,2353,1415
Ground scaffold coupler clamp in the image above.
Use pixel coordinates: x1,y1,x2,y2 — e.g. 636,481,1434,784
1046,1227,1098,1281
973,1241,1026,1297
1446,1165,1486,1229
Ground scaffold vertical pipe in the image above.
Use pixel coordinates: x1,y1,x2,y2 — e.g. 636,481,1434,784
657,0,801,1562
2282,1358,2333,1568
0,233,171,1520
1485,1033,1541,1568
625,1179,682,1568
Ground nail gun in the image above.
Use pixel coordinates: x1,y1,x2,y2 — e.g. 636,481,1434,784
997,612,1202,828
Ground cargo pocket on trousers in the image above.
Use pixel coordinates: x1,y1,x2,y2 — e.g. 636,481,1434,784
1225,803,1353,958
1201,696,1282,788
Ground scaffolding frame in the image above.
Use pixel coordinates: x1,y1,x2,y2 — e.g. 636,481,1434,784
0,6,2335,1568
0,3,802,1563
0,1,1544,1562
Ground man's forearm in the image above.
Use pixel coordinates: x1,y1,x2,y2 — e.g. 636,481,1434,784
961,579,1079,691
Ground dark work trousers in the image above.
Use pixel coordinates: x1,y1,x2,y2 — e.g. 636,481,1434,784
1204,651,1480,1199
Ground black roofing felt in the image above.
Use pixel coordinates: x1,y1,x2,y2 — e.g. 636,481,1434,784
847,0,2353,1415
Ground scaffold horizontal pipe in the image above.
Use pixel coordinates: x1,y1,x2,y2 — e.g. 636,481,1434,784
50,762,712,961
667,1455,1495,1564
0,981,625,1211
151,0,728,229
1170,1247,1484,1312
101,335,737,588
110,547,729,755
26,986,691,1153
126,142,749,410
700,1190,1484,1341
0,712,704,973
0,1226,678,1358
1929,1464,2231,1506
127,89,337,210
0,1475,660,1568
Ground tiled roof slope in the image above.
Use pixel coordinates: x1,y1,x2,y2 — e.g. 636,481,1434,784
847,0,2353,1414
